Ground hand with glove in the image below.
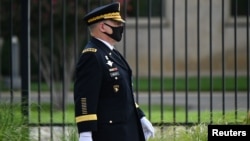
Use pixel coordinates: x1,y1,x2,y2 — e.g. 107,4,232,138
140,116,155,140
79,132,93,141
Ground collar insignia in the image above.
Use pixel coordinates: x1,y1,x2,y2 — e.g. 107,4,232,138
106,60,113,67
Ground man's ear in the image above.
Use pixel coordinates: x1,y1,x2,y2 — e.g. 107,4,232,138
99,22,106,32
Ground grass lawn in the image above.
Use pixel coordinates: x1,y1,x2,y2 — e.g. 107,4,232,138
2,103,246,125
0,76,247,92
1,103,249,141
0,75,249,140
134,76,249,91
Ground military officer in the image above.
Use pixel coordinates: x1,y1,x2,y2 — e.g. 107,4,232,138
74,2,155,141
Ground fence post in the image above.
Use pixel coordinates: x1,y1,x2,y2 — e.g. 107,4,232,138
0,37,3,96
21,0,30,139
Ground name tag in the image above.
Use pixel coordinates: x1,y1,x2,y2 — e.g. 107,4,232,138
110,71,120,77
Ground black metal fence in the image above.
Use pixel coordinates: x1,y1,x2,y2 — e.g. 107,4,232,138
0,0,250,141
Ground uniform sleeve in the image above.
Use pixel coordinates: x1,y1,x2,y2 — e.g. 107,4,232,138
135,103,146,119
74,52,103,133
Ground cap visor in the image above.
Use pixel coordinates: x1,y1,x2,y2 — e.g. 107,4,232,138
113,18,125,23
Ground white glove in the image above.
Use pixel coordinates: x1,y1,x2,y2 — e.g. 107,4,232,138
79,132,93,141
140,117,155,140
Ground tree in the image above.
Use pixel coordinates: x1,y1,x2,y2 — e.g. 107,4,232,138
0,0,87,109
0,0,131,109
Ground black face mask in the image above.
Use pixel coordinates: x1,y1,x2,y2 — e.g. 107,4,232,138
104,23,124,42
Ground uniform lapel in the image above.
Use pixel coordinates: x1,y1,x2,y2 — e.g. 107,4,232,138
90,38,130,71
109,49,130,71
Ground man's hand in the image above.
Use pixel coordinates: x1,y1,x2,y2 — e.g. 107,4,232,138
79,132,93,141
140,116,155,140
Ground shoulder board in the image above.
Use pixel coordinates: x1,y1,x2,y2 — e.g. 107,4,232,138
82,48,97,54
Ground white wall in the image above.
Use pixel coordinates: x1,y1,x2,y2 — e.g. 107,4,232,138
116,0,249,77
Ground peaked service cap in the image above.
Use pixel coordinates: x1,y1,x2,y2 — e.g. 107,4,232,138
83,2,125,25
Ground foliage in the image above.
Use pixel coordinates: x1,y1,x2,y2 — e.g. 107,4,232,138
127,0,162,17
0,104,30,141
0,0,136,109
0,0,113,109
134,76,249,91
1,103,249,141
148,124,208,141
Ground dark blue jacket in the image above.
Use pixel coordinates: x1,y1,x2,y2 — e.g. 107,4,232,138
74,37,145,141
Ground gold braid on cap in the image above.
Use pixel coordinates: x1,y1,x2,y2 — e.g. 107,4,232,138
88,12,121,23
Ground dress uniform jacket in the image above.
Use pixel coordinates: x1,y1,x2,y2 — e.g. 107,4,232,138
74,37,146,141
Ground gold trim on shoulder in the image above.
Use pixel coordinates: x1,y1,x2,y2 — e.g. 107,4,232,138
76,114,97,123
82,48,97,54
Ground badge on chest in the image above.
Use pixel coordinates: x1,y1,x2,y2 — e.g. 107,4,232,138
109,67,120,79
105,55,120,93
113,85,119,93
